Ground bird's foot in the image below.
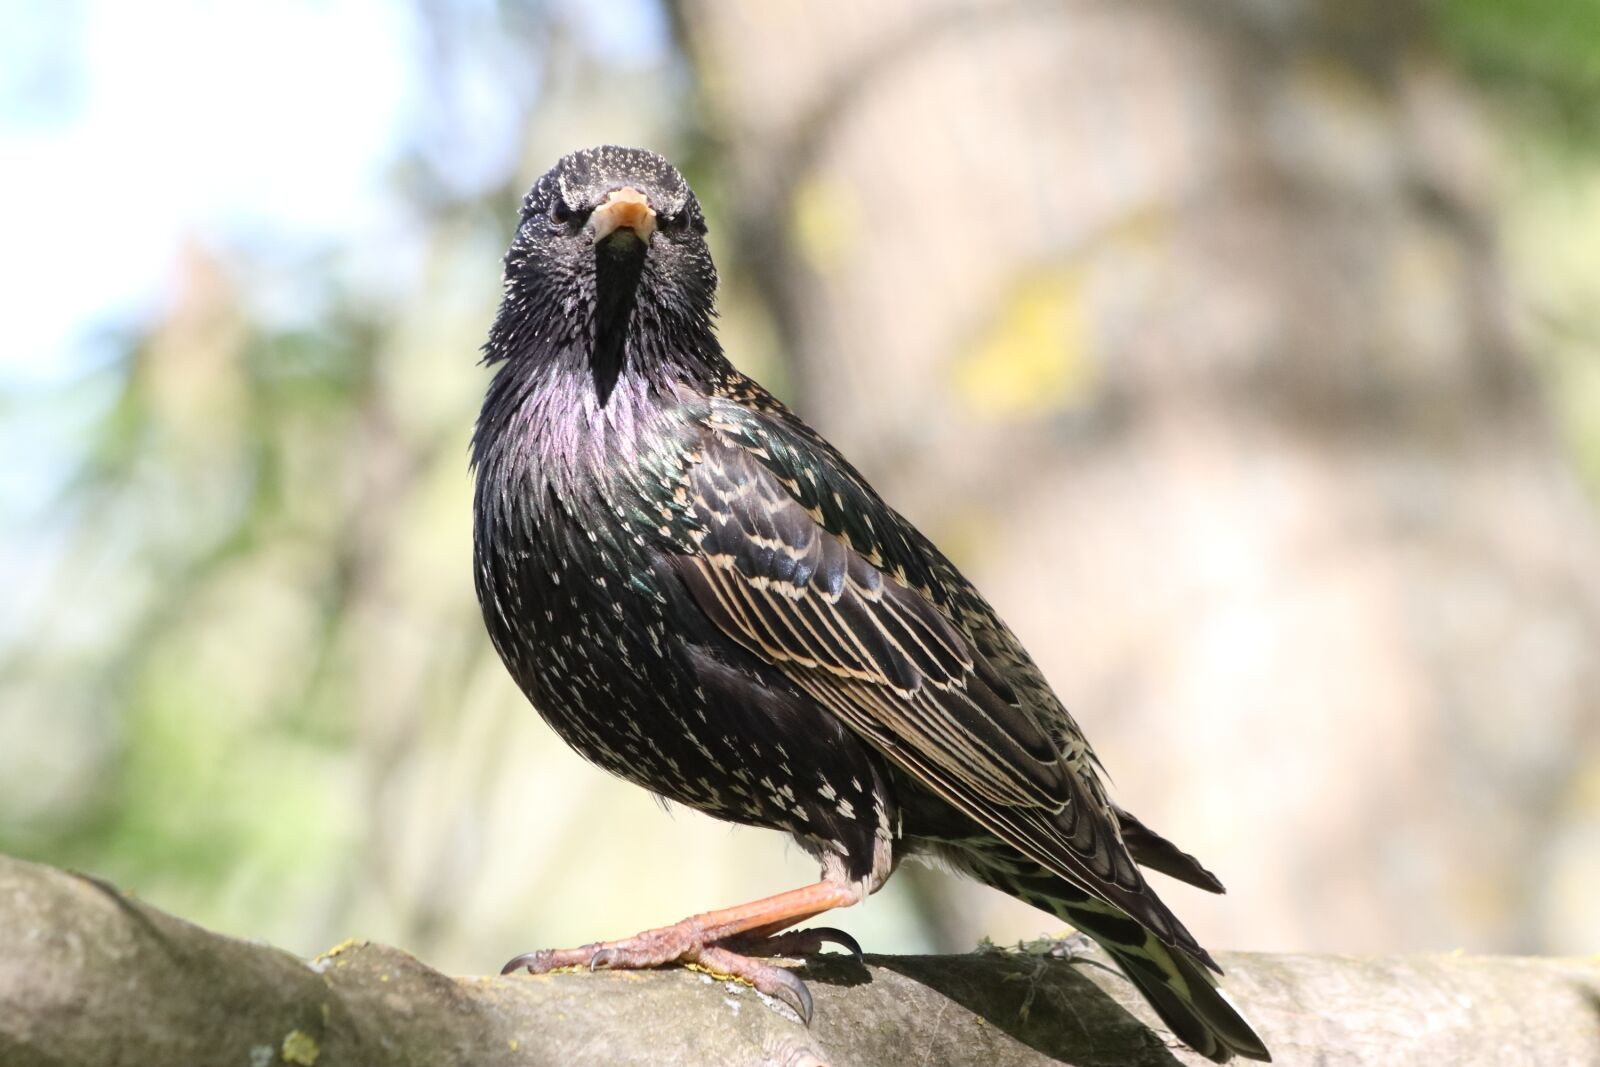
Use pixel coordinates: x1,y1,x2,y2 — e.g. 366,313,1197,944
499,879,862,1023
500,920,837,1021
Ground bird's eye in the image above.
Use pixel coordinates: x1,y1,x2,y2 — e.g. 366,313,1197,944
548,199,575,225
660,209,699,234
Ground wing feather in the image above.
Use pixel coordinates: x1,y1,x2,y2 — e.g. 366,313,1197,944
661,405,1213,966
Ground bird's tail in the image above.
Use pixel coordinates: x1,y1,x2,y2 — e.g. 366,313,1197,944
982,866,1271,1063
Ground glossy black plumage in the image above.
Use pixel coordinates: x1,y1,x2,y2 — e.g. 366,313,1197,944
472,145,1270,1062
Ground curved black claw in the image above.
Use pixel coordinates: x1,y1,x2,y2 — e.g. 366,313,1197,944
500,950,548,975
728,925,864,962
798,926,863,961
763,964,814,1025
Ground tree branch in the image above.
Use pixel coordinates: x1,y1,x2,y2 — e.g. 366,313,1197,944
1,854,1595,1066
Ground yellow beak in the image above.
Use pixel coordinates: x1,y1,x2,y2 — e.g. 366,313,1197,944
591,186,656,244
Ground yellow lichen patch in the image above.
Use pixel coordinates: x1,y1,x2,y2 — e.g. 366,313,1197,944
281,1030,320,1066
503,967,572,981
315,938,364,963
603,970,647,982
953,266,1095,420
684,960,754,989
508,1039,520,1052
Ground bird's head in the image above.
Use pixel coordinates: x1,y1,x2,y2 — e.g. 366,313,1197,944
487,145,718,399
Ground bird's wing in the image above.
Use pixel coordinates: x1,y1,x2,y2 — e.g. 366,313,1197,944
663,395,1206,960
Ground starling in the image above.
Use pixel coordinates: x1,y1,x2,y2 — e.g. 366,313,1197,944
472,145,1271,1062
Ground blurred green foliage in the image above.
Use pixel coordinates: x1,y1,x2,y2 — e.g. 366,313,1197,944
1437,0,1600,493
1441,0,1600,143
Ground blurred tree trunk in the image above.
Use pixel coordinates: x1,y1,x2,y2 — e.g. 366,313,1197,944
670,0,1600,955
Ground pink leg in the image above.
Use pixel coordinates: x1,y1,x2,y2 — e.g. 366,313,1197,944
501,880,862,1022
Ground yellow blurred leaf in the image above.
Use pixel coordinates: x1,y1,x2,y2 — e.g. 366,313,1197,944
954,267,1095,419
789,177,856,274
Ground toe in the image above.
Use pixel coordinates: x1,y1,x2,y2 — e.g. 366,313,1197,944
697,945,815,1025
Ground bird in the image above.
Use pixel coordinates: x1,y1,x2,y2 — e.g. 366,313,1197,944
471,144,1271,1062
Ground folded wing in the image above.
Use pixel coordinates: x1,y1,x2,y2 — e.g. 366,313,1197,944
663,414,1211,964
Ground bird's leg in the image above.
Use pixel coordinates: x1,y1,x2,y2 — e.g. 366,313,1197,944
500,879,861,1021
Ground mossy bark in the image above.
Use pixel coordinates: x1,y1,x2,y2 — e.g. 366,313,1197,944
2,855,1596,1066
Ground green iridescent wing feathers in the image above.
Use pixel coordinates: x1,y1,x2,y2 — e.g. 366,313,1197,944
667,388,1210,964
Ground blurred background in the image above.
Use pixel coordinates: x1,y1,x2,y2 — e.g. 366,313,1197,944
3,0,1599,975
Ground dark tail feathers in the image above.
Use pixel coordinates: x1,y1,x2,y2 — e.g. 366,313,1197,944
984,866,1271,1062
1095,919,1271,1062
1114,805,1226,894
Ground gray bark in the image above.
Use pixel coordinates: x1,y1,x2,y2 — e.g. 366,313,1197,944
3,854,1596,1067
